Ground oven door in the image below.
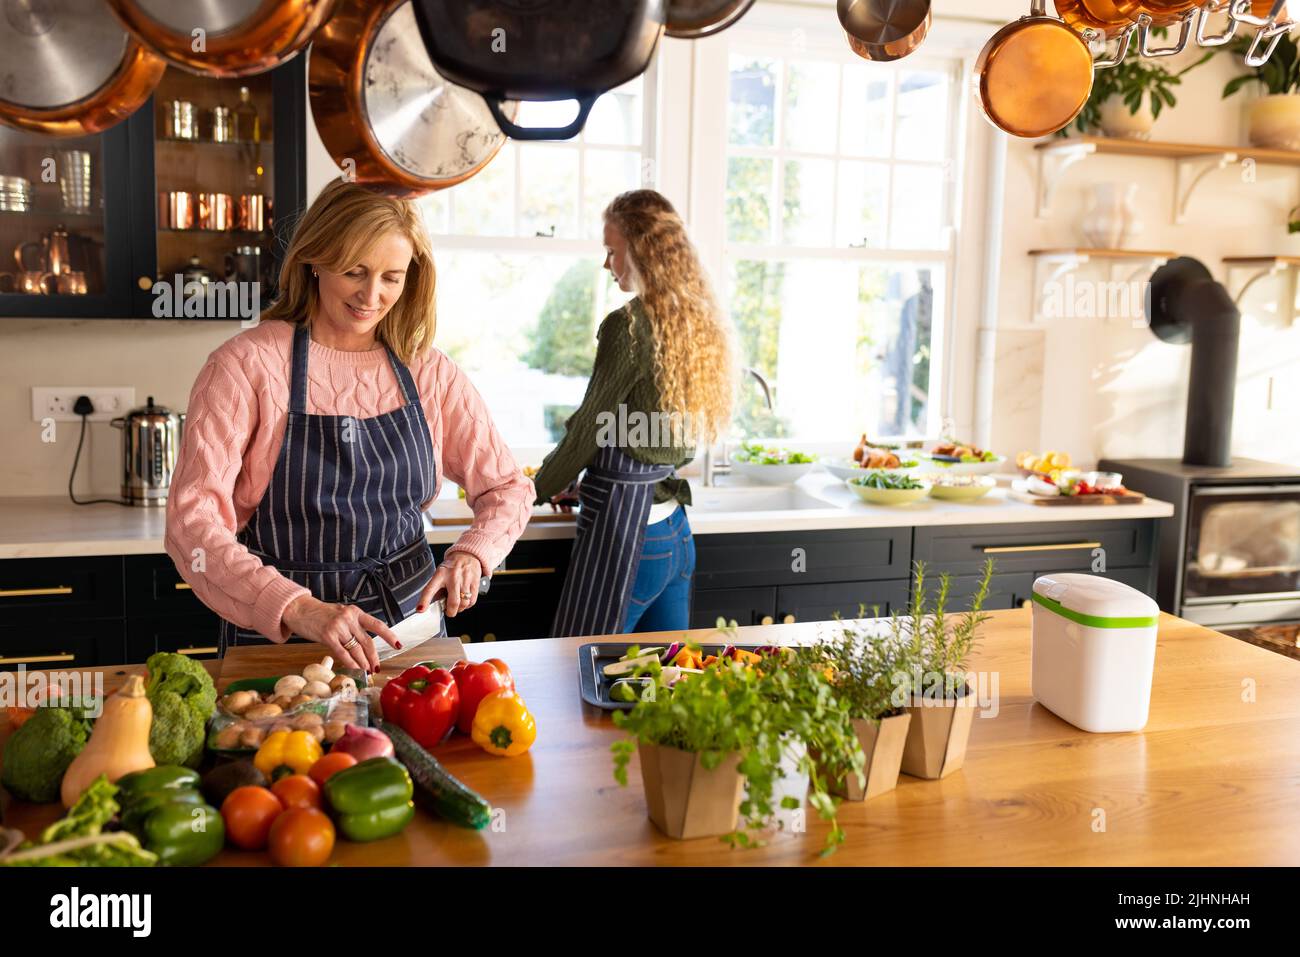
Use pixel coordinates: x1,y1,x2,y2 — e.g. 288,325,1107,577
1183,484,1300,604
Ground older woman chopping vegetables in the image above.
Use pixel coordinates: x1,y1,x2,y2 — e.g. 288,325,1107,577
165,180,533,673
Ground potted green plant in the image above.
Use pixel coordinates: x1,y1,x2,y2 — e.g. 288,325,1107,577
610,644,865,854
799,625,914,801
890,558,994,780
1223,31,1300,149
1067,40,1210,140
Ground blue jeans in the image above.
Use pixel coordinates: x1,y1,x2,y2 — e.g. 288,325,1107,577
622,506,695,633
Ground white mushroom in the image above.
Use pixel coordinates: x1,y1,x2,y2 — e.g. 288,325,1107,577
329,674,357,696
302,680,332,699
274,674,307,697
302,657,334,685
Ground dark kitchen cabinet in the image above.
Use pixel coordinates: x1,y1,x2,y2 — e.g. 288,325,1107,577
0,621,124,673
0,56,306,320
0,556,123,625
689,586,777,629
126,615,222,662
775,580,911,624
434,538,572,642
693,527,911,589
912,518,1154,577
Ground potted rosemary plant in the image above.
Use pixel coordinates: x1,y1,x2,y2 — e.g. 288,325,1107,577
1223,32,1300,149
891,559,994,780
610,648,864,854
800,626,914,801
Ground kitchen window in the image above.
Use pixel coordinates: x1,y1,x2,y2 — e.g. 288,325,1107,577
416,76,653,451
714,34,961,443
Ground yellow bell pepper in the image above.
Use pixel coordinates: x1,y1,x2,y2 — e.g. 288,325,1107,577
254,729,323,778
470,690,536,757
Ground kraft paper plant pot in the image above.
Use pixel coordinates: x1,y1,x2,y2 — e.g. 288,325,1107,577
637,741,744,840
900,681,977,780
823,711,912,801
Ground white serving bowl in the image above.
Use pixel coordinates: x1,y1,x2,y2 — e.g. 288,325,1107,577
915,453,1006,476
731,459,817,485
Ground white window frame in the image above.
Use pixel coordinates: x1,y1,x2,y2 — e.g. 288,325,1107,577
685,3,976,449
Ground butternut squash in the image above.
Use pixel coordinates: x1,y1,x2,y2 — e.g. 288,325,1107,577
60,675,155,807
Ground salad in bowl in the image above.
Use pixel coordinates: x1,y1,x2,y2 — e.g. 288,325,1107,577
731,443,818,485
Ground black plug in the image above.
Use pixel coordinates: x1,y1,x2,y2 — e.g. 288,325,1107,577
73,395,94,416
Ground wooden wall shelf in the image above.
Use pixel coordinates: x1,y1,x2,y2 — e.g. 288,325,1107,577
1028,248,1173,323
1223,256,1300,320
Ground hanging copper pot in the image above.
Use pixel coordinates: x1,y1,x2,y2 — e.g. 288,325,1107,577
1054,0,1143,37
838,0,932,62
974,0,1095,139
665,0,756,38
1133,0,1200,25
310,0,517,197
105,0,336,78
0,0,165,136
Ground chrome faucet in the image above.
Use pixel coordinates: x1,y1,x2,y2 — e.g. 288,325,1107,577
703,367,773,487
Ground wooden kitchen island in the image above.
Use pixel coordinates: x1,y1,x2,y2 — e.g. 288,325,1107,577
3,609,1299,866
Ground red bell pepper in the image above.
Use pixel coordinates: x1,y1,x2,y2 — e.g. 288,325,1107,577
380,665,460,748
450,659,514,735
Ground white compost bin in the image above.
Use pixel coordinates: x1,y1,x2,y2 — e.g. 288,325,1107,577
1030,573,1160,733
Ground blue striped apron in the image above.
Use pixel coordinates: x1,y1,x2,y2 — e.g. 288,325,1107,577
217,324,438,654
551,445,674,638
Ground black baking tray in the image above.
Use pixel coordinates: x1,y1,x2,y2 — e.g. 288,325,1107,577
577,641,766,711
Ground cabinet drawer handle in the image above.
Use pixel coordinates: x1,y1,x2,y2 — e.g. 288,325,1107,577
981,541,1101,554
0,653,76,664
483,633,497,642
760,615,774,625
0,585,74,598
491,567,556,577
174,582,193,591
782,614,796,624
177,646,217,656
1021,599,1032,609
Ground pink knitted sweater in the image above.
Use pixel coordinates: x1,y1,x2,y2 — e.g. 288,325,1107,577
164,319,533,642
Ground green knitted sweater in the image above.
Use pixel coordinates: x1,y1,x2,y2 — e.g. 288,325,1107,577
532,298,694,507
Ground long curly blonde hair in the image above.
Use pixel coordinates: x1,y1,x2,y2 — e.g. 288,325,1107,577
604,190,734,446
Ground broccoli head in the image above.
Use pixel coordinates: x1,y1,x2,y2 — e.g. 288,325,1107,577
1,706,91,803
144,652,217,720
147,690,206,769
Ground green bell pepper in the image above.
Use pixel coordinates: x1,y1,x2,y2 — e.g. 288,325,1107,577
323,757,415,842
116,766,201,801
128,796,224,866
120,787,204,832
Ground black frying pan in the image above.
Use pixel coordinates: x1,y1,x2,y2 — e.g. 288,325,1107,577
411,0,665,141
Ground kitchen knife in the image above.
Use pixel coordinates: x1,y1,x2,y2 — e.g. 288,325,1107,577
371,575,491,660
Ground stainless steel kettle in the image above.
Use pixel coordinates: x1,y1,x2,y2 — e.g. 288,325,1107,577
110,396,185,506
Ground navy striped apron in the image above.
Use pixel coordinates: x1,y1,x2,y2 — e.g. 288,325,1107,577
217,324,438,654
551,445,674,638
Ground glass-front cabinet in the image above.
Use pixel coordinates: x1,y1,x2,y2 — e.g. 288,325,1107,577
0,55,304,320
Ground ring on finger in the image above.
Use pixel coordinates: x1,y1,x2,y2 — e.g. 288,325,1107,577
343,636,358,650
459,590,473,600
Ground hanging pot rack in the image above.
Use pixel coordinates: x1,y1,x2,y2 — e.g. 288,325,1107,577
1083,0,1294,70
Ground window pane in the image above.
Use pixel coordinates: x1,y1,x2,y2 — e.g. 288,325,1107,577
583,150,641,239
519,145,579,238
782,61,839,153
419,188,449,234
889,164,945,249
727,259,942,439
840,64,892,158
894,70,950,160
449,141,515,236
434,251,631,447
726,156,773,243
836,160,889,248
782,158,834,247
584,78,643,146
516,99,587,136
729,56,777,147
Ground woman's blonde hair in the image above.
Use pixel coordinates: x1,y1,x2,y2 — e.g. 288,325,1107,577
604,189,734,446
261,179,437,363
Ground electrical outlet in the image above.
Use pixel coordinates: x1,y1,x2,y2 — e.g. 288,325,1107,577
31,387,137,423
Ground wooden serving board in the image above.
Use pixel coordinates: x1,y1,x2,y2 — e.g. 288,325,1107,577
1010,489,1146,506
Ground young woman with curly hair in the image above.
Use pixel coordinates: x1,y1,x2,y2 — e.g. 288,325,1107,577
533,189,735,637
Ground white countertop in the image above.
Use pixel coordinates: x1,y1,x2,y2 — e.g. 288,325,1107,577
0,473,1174,559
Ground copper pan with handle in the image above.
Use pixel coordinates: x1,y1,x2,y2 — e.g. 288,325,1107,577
105,0,336,78
1054,0,1143,37
974,0,1096,139
0,0,165,136
837,0,932,62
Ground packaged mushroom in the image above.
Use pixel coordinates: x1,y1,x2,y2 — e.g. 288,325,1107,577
206,656,368,754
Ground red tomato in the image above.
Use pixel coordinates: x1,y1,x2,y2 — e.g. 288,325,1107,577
271,773,322,810
309,751,357,787
221,786,284,851
268,808,335,867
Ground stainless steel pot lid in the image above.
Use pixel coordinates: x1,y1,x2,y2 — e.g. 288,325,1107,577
361,1,517,187
126,0,264,35
1,0,131,110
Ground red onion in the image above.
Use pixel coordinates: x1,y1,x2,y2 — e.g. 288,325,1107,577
331,723,394,761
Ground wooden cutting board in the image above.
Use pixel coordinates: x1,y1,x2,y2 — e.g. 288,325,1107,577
1009,489,1146,506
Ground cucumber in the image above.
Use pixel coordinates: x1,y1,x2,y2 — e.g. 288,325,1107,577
603,652,660,677
377,720,492,830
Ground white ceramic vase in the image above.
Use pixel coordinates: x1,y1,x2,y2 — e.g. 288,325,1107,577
1081,182,1140,249
1097,94,1155,141
1248,93,1300,150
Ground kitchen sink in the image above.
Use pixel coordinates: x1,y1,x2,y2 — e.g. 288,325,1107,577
689,482,839,513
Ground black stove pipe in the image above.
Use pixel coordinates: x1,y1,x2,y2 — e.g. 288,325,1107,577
1146,257,1241,468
